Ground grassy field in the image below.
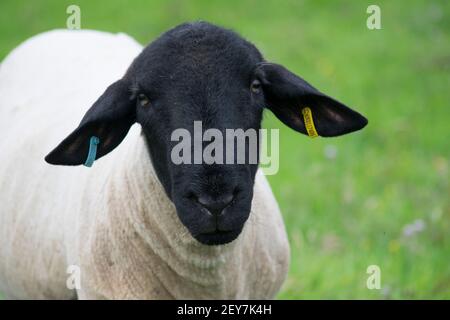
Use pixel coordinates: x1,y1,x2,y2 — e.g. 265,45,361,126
0,0,449,299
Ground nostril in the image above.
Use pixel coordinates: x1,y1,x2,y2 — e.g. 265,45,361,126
197,194,234,216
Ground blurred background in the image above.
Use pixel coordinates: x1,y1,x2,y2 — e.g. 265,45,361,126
0,0,448,299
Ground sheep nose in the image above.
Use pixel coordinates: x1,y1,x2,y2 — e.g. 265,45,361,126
197,194,234,216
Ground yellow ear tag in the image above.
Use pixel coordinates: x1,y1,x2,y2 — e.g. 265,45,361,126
302,107,319,138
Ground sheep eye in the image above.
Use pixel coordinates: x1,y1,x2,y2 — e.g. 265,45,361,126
250,79,262,94
138,93,150,107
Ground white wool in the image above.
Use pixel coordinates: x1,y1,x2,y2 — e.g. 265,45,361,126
0,30,289,299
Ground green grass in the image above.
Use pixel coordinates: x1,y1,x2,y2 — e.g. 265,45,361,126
0,0,449,299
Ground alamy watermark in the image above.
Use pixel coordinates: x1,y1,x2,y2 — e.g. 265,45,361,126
66,5,81,30
66,265,81,290
367,5,381,30
366,264,381,290
170,121,279,175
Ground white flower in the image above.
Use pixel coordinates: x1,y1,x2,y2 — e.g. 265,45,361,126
324,144,338,160
402,219,426,237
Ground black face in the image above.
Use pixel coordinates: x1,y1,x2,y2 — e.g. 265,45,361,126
45,22,368,246
128,24,264,244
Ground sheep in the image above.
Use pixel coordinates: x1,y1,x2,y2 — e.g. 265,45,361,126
0,22,367,299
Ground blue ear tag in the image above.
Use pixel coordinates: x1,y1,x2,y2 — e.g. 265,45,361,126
84,136,100,167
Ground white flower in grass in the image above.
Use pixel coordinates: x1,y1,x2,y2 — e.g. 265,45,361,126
402,219,426,237
324,144,338,160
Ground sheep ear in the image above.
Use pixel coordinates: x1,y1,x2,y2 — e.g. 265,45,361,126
255,63,368,137
45,79,135,166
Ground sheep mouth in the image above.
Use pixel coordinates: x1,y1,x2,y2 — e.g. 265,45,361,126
194,229,242,246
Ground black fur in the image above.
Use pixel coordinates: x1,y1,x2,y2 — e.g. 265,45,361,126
45,22,368,245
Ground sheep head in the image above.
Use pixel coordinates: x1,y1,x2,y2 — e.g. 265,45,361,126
45,22,367,245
